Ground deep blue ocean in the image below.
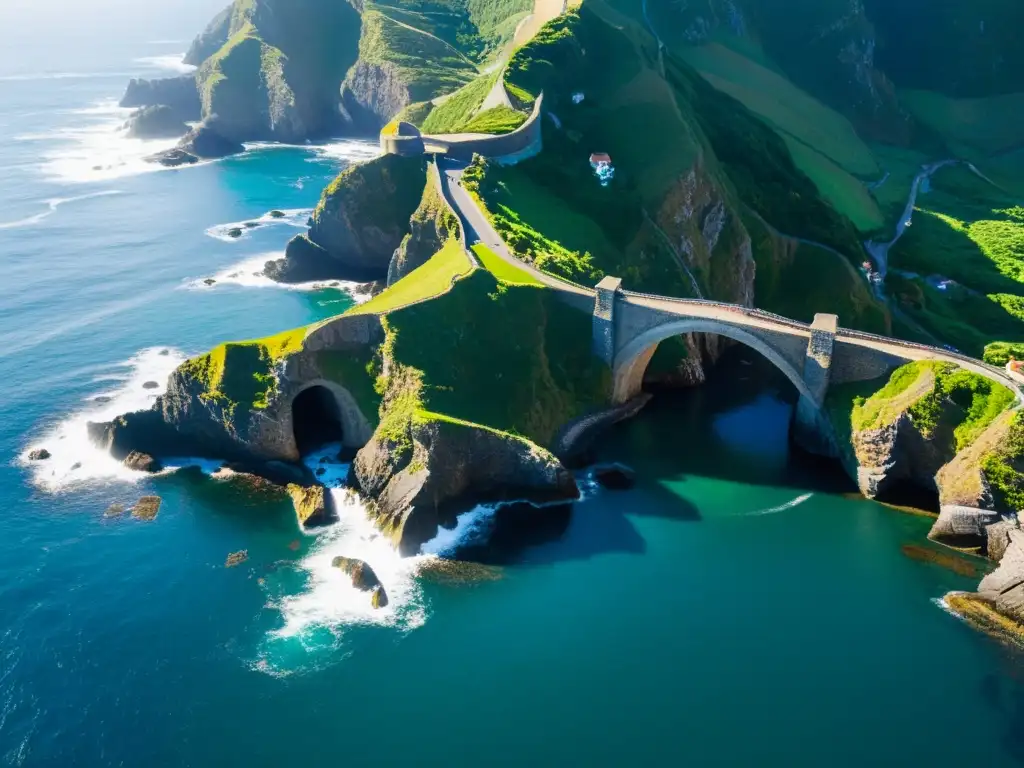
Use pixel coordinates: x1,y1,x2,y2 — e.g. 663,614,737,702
2,5,1024,766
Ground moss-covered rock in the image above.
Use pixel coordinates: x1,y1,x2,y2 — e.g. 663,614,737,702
332,556,381,591
266,155,427,283
87,314,383,469
387,171,460,285
287,484,335,528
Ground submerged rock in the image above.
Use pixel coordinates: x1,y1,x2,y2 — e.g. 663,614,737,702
143,381,160,390
416,559,504,585
900,543,979,577
203,278,217,286
131,496,162,521
225,550,249,568
269,210,286,219
370,585,389,609
332,556,381,591
27,449,51,461
287,484,335,528
104,503,126,518
593,463,636,491
227,228,244,239
148,120,245,167
149,147,199,168
123,451,162,473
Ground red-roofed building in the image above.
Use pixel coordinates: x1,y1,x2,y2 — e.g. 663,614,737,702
590,152,612,167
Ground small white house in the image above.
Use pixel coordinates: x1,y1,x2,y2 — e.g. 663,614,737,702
572,92,585,104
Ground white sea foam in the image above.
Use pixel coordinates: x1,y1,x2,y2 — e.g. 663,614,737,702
747,492,813,516
0,190,123,230
18,347,186,491
133,54,195,75
205,208,311,242
15,99,182,184
184,253,374,301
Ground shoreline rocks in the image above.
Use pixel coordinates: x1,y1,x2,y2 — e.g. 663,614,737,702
332,556,381,591
28,448,51,461
131,496,162,521
593,463,636,491
125,105,189,139
147,120,245,168
287,484,335,528
123,451,162,473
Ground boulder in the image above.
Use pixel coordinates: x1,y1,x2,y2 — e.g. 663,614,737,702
287,484,335,528
149,147,200,168
331,556,381,591
928,505,1002,552
227,228,244,239
593,463,636,491
370,585,389,609
27,448,51,461
269,210,286,219
180,120,245,159
203,278,217,286
416,558,504,585
123,451,162,473
143,381,160,390
263,235,339,284
131,496,162,521
352,416,579,556
125,105,188,139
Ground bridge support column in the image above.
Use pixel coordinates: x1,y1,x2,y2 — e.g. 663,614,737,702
794,313,840,457
593,276,622,366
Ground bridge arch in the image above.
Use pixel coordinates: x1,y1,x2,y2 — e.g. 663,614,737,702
612,318,815,405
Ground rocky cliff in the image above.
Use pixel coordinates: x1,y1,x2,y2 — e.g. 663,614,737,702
265,154,427,283
120,74,202,124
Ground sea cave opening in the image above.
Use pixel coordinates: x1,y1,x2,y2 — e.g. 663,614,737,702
292,385,344,457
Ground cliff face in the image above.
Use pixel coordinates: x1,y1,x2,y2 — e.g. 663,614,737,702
265,154,428,283
120,75,202,123
388,171,460,285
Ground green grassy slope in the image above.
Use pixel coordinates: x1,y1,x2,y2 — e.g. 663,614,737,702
902,90,1024,162
887,165,1024,355
348,239,474,315
384,270,611,445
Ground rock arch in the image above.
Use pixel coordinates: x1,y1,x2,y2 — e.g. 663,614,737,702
285,379,374,458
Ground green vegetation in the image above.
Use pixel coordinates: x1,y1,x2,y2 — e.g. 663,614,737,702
781,136,884,232
982,411,1024,512
179,326,308,414
394,101,435,125
348,239,474,315
887,165,1024,355
420,72,496,133
747,212,890,333
358,9,477,103
462,106,528,134
678,43,880,177
313,347,383,427
472,244,544,285
901,89,1024,160
382,270,611,445
984,342,1024,367
868,143,932,223
828,361,1015,454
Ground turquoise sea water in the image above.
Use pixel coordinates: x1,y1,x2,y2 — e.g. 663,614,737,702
3,12,1024,767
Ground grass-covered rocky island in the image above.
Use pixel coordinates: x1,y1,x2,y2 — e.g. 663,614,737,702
97,0,1024,643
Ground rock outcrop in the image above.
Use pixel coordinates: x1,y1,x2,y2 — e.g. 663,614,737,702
332,556,381,591
287,484,335,528
126,105,189,139
148,119,246,167
265,155,427,284
123,451,163,473
351,417,579,556
387,171,459,286
120,75,202,122
86,313,383,472
184,4,233,67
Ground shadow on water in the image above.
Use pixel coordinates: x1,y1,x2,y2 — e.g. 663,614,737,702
458,346,856,567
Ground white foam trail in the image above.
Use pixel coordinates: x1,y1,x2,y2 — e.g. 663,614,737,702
183,253,374,300
420,506,497,556
134,54,195,75
18,347,186,491
747,492,813,516
205,208,312,242
0,190,123,230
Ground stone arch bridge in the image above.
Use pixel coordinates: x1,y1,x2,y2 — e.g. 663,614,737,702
588,277,1022,454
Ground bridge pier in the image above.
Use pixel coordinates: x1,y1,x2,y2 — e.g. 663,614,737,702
793,313,840,457
593,276,622,366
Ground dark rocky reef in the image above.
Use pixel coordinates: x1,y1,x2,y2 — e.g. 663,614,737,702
265,155,427,284
351,417,579,556
126,105,189,139
147,119,246,167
